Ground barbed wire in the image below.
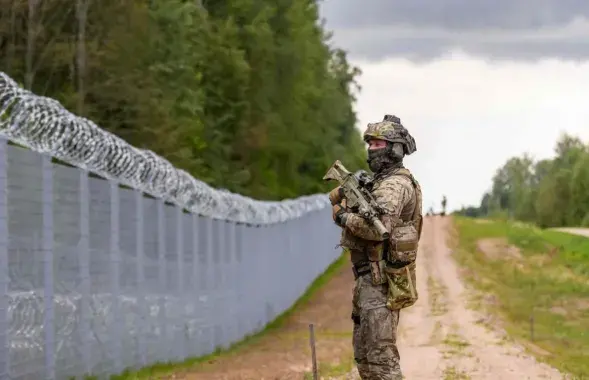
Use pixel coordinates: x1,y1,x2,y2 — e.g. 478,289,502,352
0,72,329,224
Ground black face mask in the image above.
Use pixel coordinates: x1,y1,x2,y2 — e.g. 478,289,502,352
367,148,390,173
366,143,404,173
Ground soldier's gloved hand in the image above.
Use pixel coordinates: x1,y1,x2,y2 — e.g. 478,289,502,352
328,186,345,205
332,200,349,227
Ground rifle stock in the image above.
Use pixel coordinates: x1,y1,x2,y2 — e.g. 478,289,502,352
322,160,349,182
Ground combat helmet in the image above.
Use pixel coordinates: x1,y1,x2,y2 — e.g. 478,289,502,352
363,114,417,155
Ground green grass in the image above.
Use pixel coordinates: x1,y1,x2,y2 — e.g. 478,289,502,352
452,217,589,378
103,250,350,380
303,354,355,379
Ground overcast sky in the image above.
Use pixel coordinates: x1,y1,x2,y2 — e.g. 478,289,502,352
319,0,589,213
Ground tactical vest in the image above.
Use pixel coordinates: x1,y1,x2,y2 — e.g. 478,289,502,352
382,167,423,310
388,168,423,258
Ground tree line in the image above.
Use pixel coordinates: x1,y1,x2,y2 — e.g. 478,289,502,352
455,134,589,228
0,0,367,200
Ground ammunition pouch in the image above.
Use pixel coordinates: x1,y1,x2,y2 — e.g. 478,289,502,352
369,260,387,285
352,259,387,287
352,260,388,285
388,222,419,263
384,261,418,310
352,262,371,279
382,221,419,310
362,242,388,285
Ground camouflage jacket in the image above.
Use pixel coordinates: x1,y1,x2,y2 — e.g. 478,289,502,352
340,168,421,261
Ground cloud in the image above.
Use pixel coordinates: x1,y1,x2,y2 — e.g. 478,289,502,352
321,0,589,30
351,51,589,212
319,0,589,61
317,2,589,211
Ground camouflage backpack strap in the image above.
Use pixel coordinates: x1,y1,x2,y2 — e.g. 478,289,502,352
392,168,423,239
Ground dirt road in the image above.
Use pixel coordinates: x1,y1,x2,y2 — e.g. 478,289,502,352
378,216,568,380
167,217,569,379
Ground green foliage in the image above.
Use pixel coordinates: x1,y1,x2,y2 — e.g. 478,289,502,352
455,134,589,228
454,217,589,377
0,0,367,200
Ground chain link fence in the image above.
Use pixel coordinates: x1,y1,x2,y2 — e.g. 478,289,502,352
0,73,341,379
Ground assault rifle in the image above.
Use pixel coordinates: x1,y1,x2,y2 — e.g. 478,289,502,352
322,160,390,240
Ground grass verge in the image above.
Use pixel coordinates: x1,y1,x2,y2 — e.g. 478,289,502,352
303,354,355,379
451,216,589,378
107,251,350,380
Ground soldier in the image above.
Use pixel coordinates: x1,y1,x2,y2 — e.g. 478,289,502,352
328,114,423,380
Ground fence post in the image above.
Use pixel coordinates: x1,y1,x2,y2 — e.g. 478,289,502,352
211,219,223,349
191,213,199,356
135,191,146,366
204,217,215,353
225,221,234,345
42,155,55,380
284,221,293,308
157,200,168,361
109,181,122,373
79,170,92,375
234,222,244,340
0,140,9,379
176,206,185,361
254,225,263,330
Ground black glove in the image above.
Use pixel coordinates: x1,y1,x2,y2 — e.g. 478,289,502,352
332,202,349,227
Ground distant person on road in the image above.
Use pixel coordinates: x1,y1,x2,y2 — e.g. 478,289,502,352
441,195,447,216
328,114,423,380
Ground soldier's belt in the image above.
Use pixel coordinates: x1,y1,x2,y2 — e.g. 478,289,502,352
352,257,414,280
387,259,412,269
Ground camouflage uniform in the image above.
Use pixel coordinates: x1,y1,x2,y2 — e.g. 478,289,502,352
330,115,423,380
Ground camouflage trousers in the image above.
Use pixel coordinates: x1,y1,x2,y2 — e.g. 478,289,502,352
352,273,402,380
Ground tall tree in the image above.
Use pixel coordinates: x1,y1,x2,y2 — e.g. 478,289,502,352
0,0,366,201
